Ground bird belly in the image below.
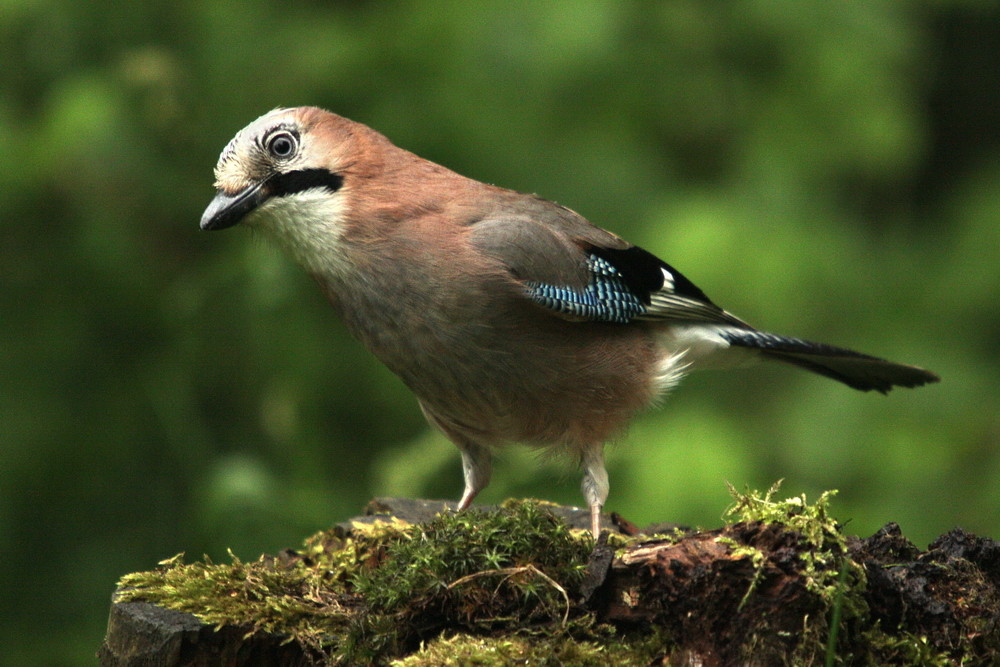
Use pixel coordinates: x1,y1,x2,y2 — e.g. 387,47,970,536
376,317,666,451
323,266,674,450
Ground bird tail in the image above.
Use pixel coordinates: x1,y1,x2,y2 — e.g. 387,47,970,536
719,329,939,394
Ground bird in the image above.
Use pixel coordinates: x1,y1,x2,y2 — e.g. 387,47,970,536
200,106,939,537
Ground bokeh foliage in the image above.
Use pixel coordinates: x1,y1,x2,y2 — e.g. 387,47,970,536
1,2,997,664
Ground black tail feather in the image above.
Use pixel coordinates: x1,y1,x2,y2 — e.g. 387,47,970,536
720,329,940,393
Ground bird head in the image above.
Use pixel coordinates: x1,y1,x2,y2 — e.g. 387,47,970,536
200,107,402,276
200,107,353,231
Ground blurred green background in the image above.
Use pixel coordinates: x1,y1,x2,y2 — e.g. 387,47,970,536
2,1,998,664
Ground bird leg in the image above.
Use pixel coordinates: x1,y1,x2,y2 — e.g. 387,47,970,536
580,444,609,537
419,402,492,511
456,438,492,510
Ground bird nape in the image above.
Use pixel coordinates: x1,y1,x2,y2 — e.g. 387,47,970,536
200,106,940,537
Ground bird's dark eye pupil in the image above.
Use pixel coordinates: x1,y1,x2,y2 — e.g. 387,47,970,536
268,133,296,158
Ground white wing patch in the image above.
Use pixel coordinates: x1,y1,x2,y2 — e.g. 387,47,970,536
660,266,675,291
641,267,749,327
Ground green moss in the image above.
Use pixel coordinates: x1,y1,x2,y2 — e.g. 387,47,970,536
719,483,970,667
344,500,593,661
721,482,870,665
390,629,665,667
115,501,610,664
725,482,866,605
861,631,954,667
115,519,413,658
724,481,844,554
112,490,985,665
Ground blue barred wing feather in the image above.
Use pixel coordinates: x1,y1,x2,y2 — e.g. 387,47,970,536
525,245,749,328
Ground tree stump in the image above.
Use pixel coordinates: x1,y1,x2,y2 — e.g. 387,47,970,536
99,497,1000,666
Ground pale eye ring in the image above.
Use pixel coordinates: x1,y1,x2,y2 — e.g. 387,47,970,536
265,130,298,159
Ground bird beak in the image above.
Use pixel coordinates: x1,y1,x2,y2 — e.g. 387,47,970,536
200,181,269,231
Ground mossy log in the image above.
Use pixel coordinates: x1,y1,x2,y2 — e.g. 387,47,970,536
99,496,1000,666
99,600,311,667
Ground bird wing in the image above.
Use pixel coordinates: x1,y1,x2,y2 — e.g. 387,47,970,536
466,207,939,394
468,213,749,327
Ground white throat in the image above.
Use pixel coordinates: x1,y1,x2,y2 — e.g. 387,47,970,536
249,188,352,278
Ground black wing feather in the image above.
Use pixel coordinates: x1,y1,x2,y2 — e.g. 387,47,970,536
588,245,714,306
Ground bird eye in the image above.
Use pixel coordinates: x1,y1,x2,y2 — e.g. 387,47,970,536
264,131,298,159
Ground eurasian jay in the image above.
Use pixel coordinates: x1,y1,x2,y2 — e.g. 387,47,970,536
200,107,939,536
